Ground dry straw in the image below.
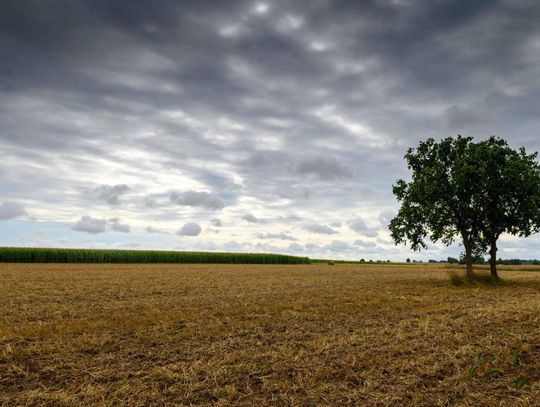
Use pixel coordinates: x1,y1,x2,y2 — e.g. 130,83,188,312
1,263,538,405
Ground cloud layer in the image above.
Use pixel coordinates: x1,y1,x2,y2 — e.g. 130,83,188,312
0,202,27,220
2,1,540,259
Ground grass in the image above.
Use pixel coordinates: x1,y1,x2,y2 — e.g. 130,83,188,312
447,270,507,286
0,263,539,406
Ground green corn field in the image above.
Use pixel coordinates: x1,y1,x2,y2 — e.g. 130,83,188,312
0,247,311,264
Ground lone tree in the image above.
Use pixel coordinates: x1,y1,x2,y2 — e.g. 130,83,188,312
389,135,540,278
389,136,482,277
468,136,540,277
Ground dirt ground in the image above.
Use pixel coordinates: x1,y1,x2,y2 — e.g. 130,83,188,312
0,263,539,406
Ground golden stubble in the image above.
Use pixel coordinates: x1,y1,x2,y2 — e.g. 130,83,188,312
0,263,539,406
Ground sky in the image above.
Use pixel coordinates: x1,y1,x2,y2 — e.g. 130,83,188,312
2,0,540,261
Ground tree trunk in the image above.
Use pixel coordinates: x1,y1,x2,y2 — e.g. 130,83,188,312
489,240,498,278
463,239,474,279
465,248,473,279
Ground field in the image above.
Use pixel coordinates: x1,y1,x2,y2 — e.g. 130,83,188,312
0,247,310,264
1,263,539,406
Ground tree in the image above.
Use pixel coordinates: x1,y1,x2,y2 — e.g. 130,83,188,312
467,137,540,277
389,136,486,277
390,135,540,279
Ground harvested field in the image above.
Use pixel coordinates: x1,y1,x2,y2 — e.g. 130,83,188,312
0,263,539,406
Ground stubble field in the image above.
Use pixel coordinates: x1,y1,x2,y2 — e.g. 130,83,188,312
0,263,539,406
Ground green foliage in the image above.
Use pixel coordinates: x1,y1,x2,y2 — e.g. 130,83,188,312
467,137,540,276
514,376,531,389
447,271,504,286
0,247,310,264
389,136,486,276
510,349,520,367
447,270,467,286
494,258,540,265
468,352,502,378
390,136,480,250
467,348,531,390
468,365,478,376
498,258,524,265
390,135,540,276
475,352,486,364
469,137,540,242
458,251,486,265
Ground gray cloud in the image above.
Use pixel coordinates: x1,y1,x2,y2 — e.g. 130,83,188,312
210,218,223,227
288,242,304,251
242,213,259,223
255,232,297,241
304,243,319,251
444,105,484,129
0,201,27,220
277,215,303,222
347,218,378,237
94,184,130,205
109,218,130,233
293,157,352,180
323,240,351,252
146,226,164,234
275,185,313,200
378,210,396,229
244,151,353,186
170,191,225,210
72,216,130,234
72,216,107,234
303,224,337,234
177,222,202,236
353,239,377,249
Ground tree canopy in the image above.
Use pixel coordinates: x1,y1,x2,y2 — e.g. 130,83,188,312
389,135,540,278
468,137,540,276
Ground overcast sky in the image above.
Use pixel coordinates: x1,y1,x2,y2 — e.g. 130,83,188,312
2,0,540,260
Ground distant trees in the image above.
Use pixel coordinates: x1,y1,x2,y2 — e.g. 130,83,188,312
389,135,540,279
497,258,540,265
458,252,485,265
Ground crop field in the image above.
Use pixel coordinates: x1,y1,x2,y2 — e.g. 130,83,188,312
0,247,310,264
1,263,539,406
